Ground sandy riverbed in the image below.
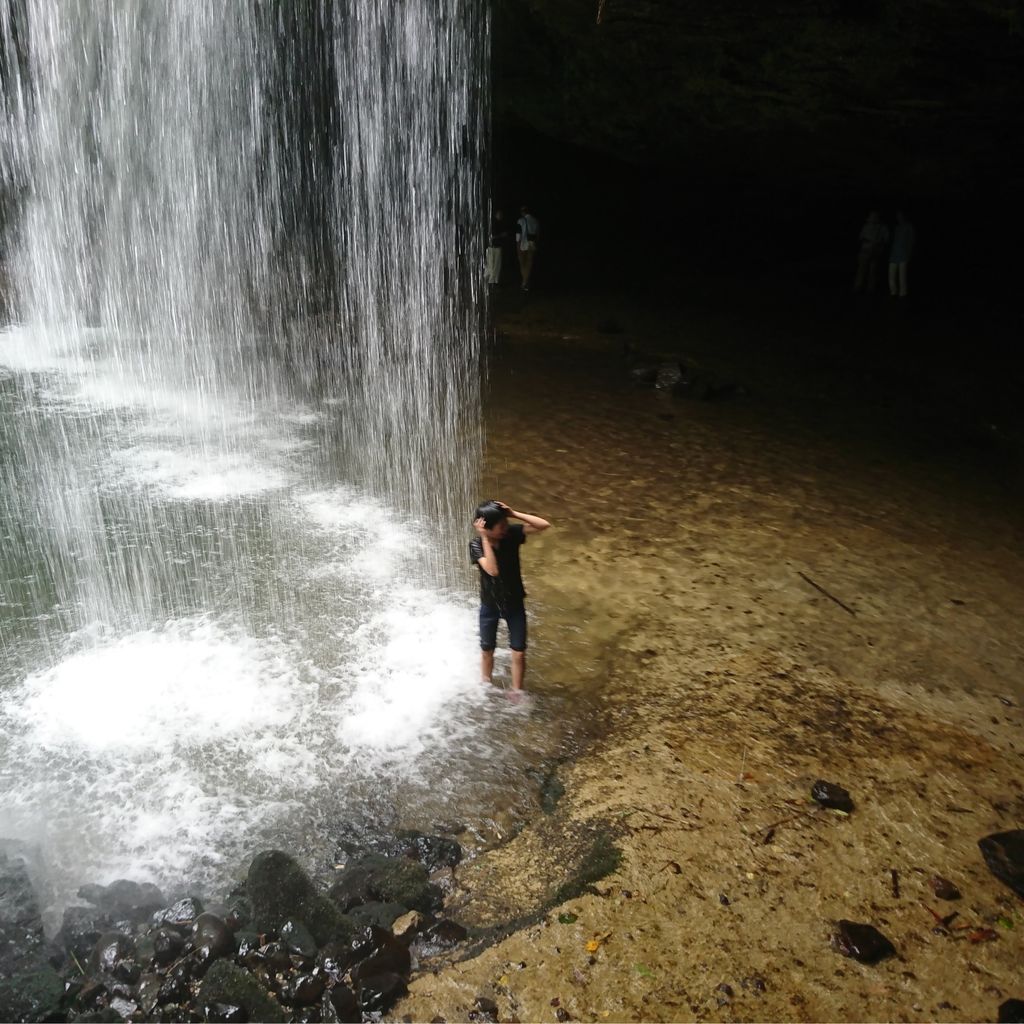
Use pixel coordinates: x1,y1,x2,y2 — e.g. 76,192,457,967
393,284,1024,1023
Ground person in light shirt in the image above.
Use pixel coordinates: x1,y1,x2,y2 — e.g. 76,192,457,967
515,205,540,292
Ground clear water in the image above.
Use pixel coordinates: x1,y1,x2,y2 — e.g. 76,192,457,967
0,2,540,926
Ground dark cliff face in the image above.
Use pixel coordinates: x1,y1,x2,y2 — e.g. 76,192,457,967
490,0,1023,291
494,0,1024,194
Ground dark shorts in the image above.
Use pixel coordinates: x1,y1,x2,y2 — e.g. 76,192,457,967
479,603,527,652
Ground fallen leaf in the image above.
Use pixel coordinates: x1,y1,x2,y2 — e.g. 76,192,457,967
634,964,654,978
585,940,600,953
996,916,1014,930
498,975,509,987
558,913,578,925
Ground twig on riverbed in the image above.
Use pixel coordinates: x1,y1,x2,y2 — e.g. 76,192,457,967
797,571,857,616
70,951,85,976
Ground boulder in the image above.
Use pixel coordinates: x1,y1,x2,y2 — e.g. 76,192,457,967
978,830,1024,898
349,901,409,930
151,896,203,930
197,960,288,1023
328,853,441,915
57,905,119,968
247,850,355,947
192,913,235,963
77,880,165,924
88,931,135,975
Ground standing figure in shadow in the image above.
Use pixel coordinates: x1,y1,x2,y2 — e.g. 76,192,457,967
854,210,890,293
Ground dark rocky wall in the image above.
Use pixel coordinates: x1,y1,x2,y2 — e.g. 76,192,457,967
493,0,1024,198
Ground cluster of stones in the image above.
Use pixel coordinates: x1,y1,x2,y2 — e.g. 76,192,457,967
0,833,468,1023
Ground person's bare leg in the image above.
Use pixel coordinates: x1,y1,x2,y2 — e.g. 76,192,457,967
481,649,495,683
511,649,525,690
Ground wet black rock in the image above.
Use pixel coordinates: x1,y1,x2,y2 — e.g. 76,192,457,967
831,920,896,964
929,875,962,900
89,931,135,975
153,897,204,931
349,901,408,930
192,913,235,963
285,972,326,1007
0,850,59,996
380,832,463,873
978,830,1024,898
357,971,407,1014
156,969,192,1006
351,938,411,984
999,999,1024,1023
58,906,119,966
279,918,318,959
811,780,855,813
203,1003,247,1023
425,920,468,946
329,983,360,1023
136,972,163,1015
257,941,292,974
248,850,354,947
197,960,287,1024
153,926,186,966
78,879,166,924
329,853,441,915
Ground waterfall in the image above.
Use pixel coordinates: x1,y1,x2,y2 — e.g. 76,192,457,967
0,0,494,918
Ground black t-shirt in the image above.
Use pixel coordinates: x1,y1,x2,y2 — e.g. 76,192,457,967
469,524,527,609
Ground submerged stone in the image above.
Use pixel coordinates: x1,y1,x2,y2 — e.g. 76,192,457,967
978,830,1024,898
349,901,408,930
831,920,895,964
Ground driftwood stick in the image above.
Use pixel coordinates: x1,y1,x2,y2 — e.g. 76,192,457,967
797,571,857,616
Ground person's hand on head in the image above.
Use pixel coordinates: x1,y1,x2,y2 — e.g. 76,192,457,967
474,516,488,535
494,500,511,513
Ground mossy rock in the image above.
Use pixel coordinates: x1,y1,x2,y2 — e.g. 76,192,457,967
329,854,441,915
247,850,355,946
0,966,64,1023
197,960,288,1023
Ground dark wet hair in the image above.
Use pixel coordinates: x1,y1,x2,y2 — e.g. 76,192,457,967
474,500,507,529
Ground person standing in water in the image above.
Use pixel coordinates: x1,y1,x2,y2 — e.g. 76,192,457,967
470,499,551,690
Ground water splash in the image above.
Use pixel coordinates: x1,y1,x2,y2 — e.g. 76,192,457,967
0,1,497,915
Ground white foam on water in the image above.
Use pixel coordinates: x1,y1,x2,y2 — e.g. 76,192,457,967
331,588,482,758
0,618,320,916
111,445,290,500
11,619,305,754
0,323,99,372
